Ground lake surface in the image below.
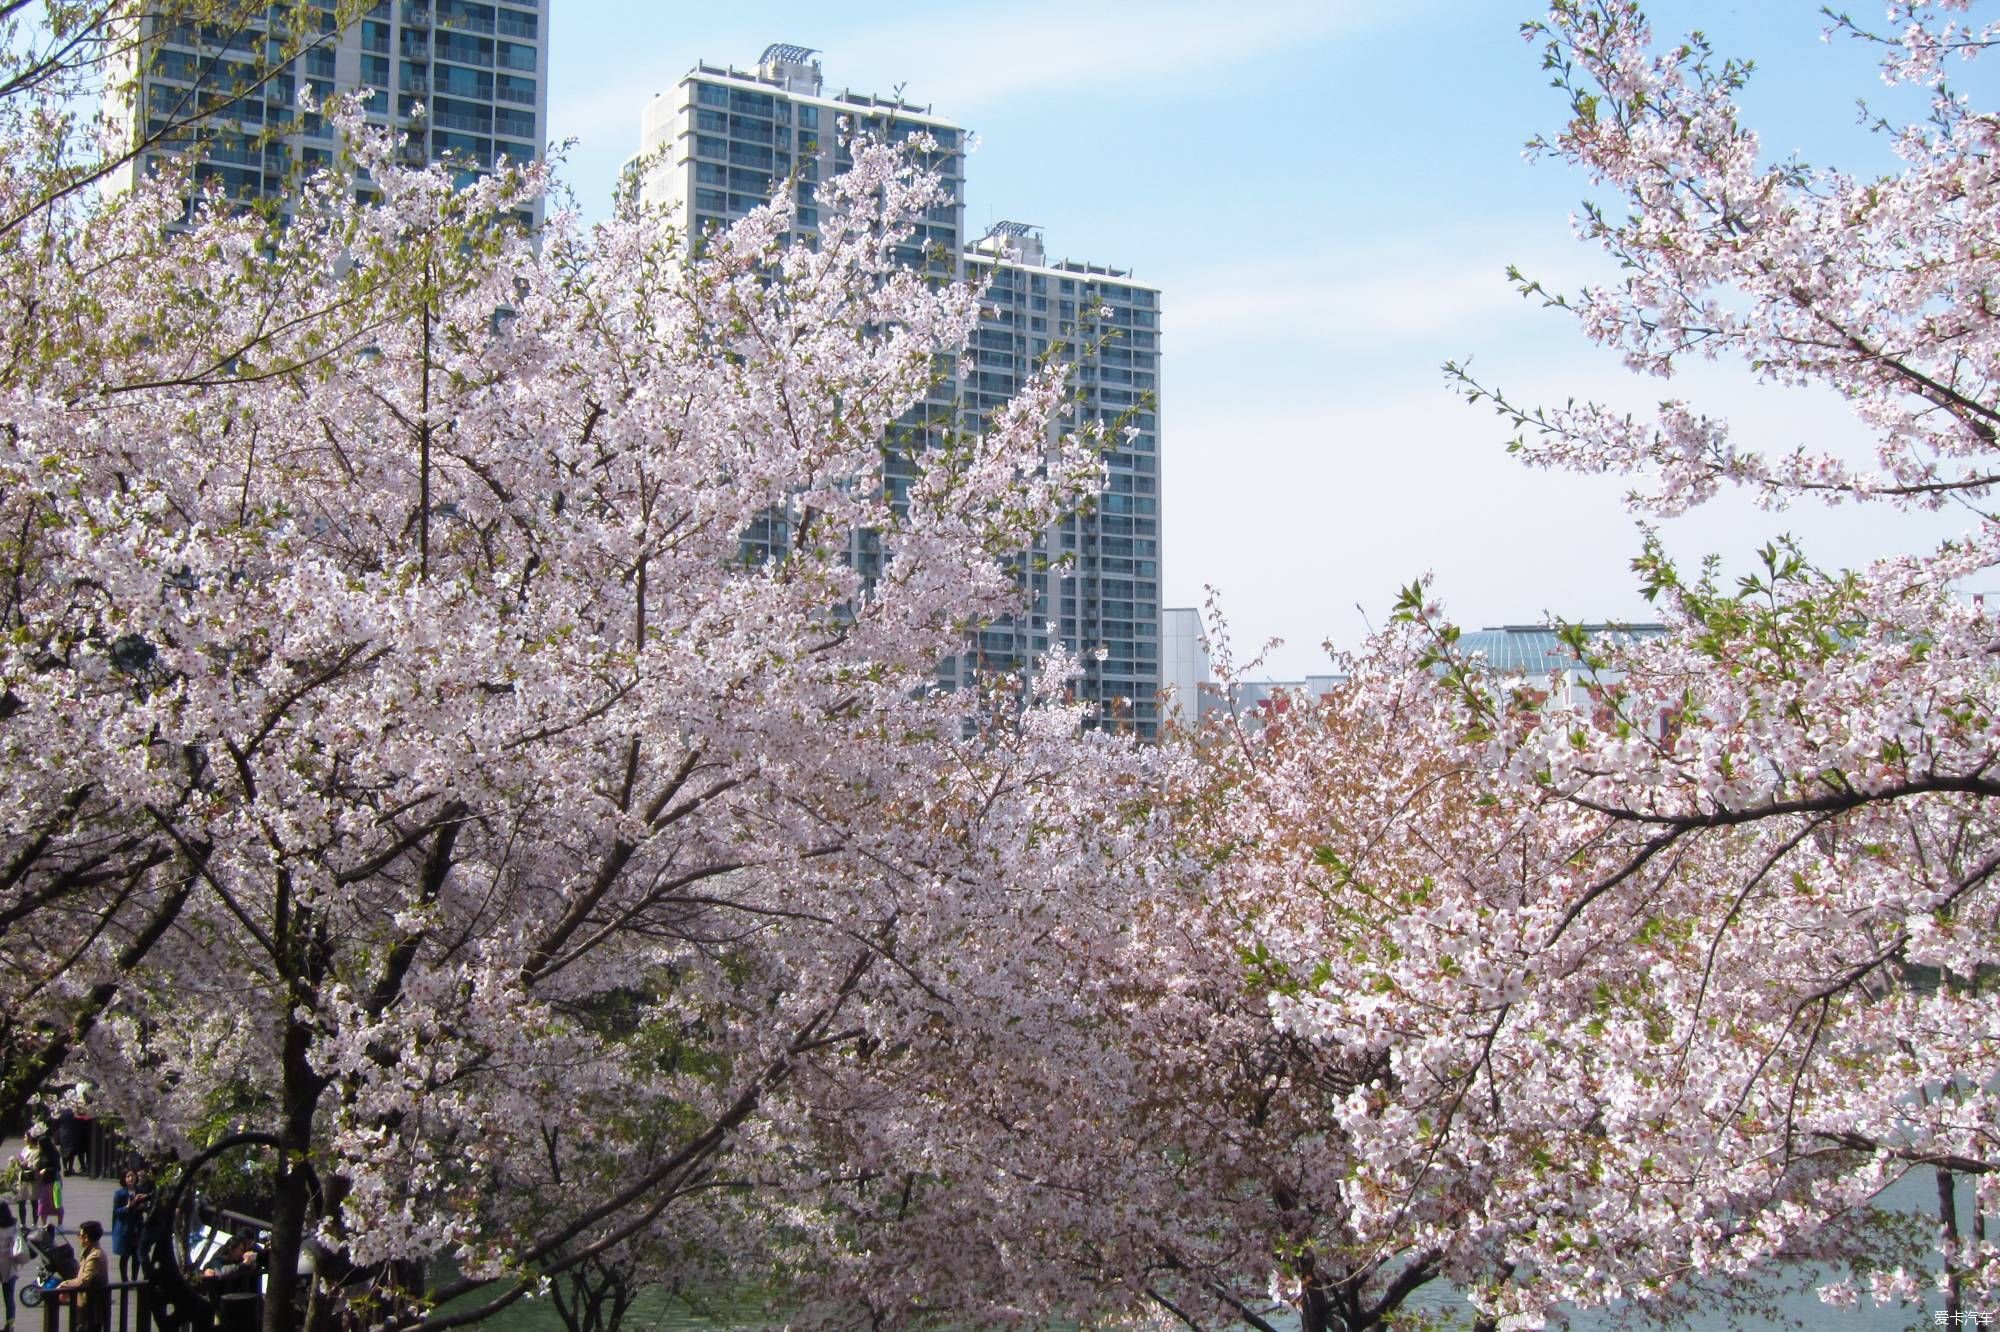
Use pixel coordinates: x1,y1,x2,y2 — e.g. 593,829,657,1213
1395,1169,1981,1330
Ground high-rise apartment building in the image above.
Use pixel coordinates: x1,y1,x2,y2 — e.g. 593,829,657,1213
634,45,963,272
633,46,966,594
635,47,1164,737
962,225,1162,736
113,0,549,224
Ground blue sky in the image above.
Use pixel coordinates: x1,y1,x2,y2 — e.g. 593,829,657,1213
547,3,1984,677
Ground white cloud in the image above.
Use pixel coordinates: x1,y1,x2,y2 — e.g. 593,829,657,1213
548,2,1412,168
827,1,1399,112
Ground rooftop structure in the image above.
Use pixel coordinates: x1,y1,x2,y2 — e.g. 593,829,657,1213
1160,615,1667,730
1455,624,1667,675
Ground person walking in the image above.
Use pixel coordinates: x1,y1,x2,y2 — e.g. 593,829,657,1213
0,1199,20,1332
56,1219,109,1332
65,1102,96,1179
26,1129,59,1226
53,1110,82,1179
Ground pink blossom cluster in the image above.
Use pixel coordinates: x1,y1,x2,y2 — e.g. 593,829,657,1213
0,84,1125,1323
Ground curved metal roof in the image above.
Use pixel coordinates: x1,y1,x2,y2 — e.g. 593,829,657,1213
760,43,820,65
1457,624,1665,675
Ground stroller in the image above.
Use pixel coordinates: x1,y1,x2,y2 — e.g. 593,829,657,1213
16,1223,79,1307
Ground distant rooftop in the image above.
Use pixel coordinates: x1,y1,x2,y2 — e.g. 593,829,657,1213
966,221,1148,283
969,221,1045,267
1457,623,1666,675
670,46,954,122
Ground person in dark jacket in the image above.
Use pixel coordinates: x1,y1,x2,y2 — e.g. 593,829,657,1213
198,1236,259,1292
110,1172,147,1283
54,1110,87,1179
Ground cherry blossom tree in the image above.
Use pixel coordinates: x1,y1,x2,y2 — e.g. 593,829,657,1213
0,12,1129,1321
781,685,1488,1332
0,1,362,238
1205,2,2000,1326
719,7,2000,1329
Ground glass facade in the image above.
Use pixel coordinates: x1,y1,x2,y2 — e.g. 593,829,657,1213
645,65,969,580
121,0,547,224
673,72,963,276
638,56,1161,737
964,252,1163,737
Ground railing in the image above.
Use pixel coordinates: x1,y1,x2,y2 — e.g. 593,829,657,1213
441,9,495,33
199,143,261,167
32,1280,151,1332
33,1281,264,1332
435,40,493,67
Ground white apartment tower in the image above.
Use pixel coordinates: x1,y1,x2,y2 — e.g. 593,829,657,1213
636,48,1165,738
963,224,1163,737
113,0,549,224
634,44,965,269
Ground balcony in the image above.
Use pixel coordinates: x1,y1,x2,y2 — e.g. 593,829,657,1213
203,143,260,168
435,40,492,68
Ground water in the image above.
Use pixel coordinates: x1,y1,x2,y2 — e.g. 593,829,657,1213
1394,1170,1983,1330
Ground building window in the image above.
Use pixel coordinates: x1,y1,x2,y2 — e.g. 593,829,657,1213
495,5,536,38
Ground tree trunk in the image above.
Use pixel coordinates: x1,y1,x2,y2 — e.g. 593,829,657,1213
1939,1166,1963,1323
264,1004,325,1332
1298,1282,1334,1332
